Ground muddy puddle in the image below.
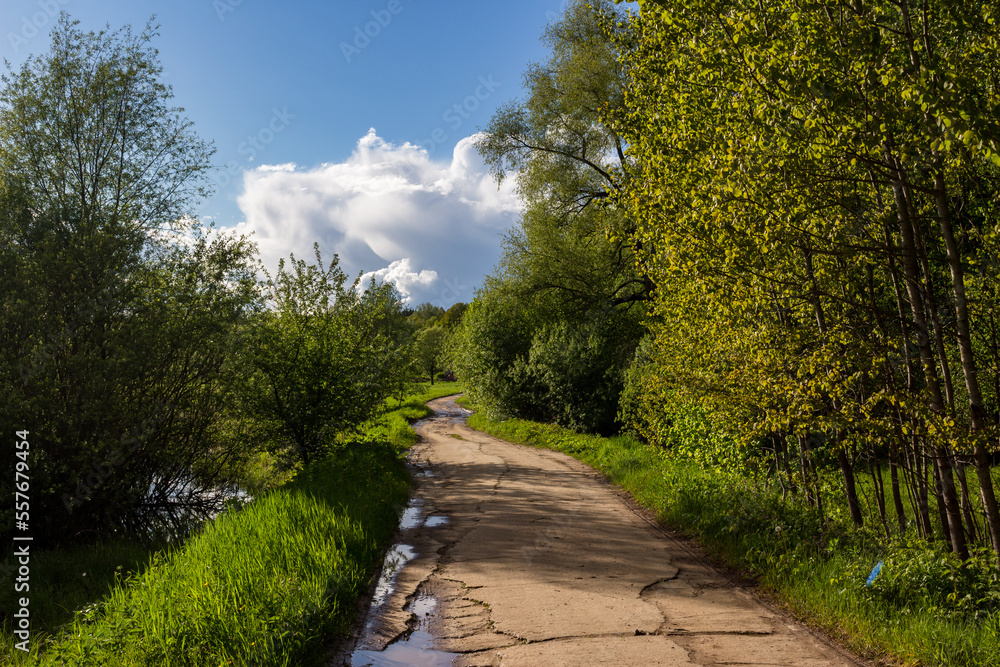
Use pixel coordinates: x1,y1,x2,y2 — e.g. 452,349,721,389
350,593,457,667
348,406,461,667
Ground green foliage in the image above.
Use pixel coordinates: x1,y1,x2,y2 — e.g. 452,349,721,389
526,319,629,433
478,0,647,313
457,0,648,435
0,537,169,639
614,0,1000,561
359,381,464,450
23,443,410,666
451,287,539,420
0,15,259,544
405,302,445,329
438,302,468,329
239,245,412,465
862,541,1000,621
0,14,212,228
413,325,448,384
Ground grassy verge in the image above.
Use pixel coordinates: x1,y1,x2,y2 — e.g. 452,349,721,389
466,410,1000,667
361,381,463,449
2,382,454,665
6,443,409,666
0,537,171,642
0,454,299,649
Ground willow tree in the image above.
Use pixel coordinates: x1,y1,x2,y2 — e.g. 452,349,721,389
457,0,646,433
478,0,649,312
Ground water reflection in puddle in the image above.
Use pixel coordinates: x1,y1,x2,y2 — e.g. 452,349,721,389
348,400,467,666
399,498,424,530
350,595,457,667
371,544,416,608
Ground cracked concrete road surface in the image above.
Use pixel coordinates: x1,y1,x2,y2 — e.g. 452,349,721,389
346,396,863,666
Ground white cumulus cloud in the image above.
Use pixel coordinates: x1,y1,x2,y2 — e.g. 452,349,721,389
229,129,520,305
360,258,438,302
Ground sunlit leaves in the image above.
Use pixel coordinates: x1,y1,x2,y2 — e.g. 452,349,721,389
611,0,1000,499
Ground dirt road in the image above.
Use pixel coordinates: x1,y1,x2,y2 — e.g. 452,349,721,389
345,396,863,666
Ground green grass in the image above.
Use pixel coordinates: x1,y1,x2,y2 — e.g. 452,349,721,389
0,382,455,665
360,381,463,449
466,410,1000,667
8,443,409,666
0,537,171,641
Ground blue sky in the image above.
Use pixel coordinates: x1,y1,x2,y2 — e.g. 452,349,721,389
1,0,572,306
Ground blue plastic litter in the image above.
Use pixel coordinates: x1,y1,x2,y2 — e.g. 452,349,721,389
865,560,884,586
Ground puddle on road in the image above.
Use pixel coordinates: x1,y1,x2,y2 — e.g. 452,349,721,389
349,401,466,666
399,498,425,530
351,595,457,667
426,398,472,424
371,544,416,608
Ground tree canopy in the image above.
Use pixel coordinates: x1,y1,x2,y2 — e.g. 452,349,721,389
455,0,645,434
0,15,258,543
612,0,1000,556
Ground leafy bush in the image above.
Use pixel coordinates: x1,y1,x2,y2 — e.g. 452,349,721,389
527,320,626,434
455,288,639,434
860,541,1000,620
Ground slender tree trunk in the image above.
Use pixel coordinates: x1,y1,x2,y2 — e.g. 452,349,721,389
931,453,953,550
871,452,890,536
885,144,967,557
905,181,956,410
909,430,934,539
932,169,1000,554
889,448,908,533
772,435,787,502
798,434,815,508
781,434,797,498
955,458,981,545
837,441,864,527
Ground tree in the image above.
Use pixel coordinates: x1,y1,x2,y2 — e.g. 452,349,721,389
241,245,411,465
438,302,469,329
457,0,647,431
407,302,445,329
414,325,448,384
0,14,211,232
0,15,259,544
613,0,1000,555
477,0,648,311
452,283,542,421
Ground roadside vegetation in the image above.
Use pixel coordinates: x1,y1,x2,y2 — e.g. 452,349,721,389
452,2,1000,665
0,382,453,665
363,381,464,450
466,409,1000,666
13,444,408,666
0,14,466,664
